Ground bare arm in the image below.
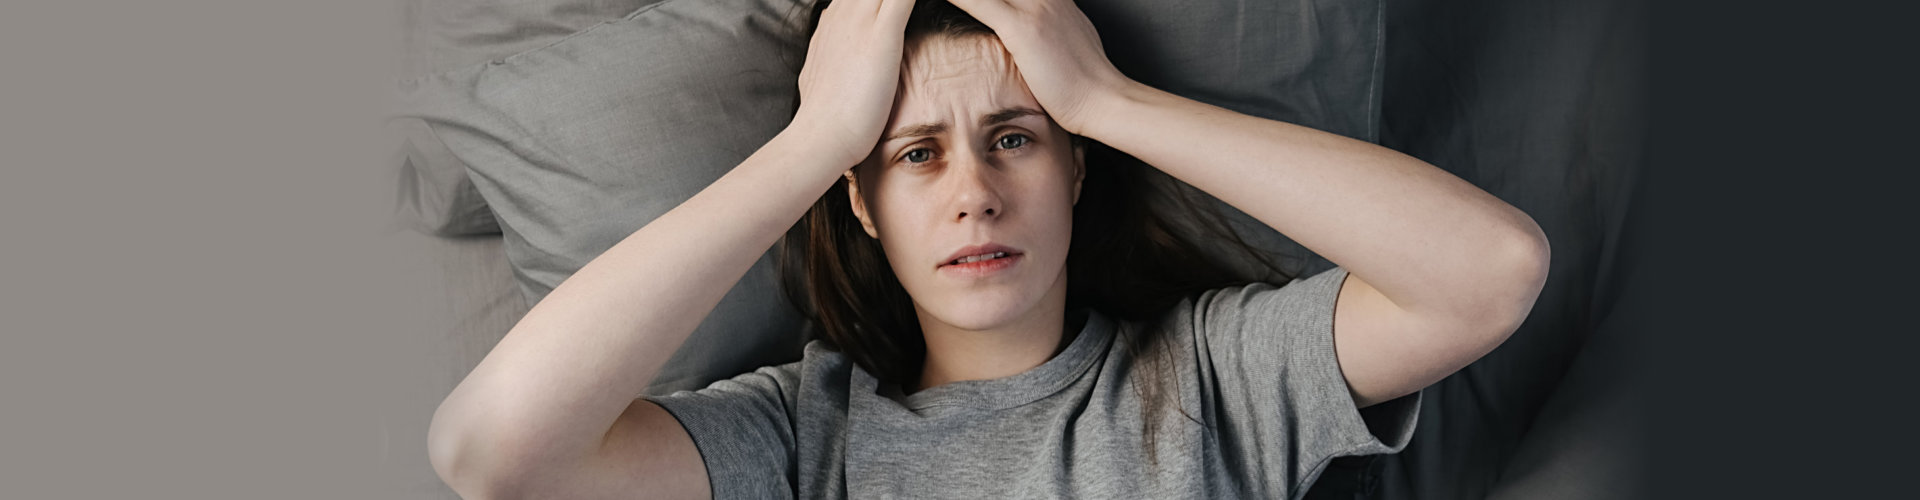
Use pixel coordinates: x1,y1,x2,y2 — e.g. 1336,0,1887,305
426,0,918,497
1082,83,1549,407
425,128,851,498
949,0,1549,408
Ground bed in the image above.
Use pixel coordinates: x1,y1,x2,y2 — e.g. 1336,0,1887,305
385,0,1646,498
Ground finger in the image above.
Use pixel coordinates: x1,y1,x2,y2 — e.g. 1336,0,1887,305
814,0,843,27
946,0,1019,28
878,0,915,27
819,0,874,23
849,0,887,18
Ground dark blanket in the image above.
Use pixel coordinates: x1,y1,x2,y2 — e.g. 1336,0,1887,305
1309,0,1648,498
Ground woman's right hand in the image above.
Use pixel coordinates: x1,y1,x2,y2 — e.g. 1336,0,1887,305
792,0,917,167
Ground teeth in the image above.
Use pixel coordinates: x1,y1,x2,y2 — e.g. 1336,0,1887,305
952,252,1009,265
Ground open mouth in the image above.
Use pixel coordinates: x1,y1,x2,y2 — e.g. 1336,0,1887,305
937,242,1023,276
946,251,1013,266
938,246,1023,277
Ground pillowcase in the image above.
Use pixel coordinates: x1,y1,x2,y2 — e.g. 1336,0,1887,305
395,0,814,394
391,116,500,236
391,0,669,236
393,0,1385,394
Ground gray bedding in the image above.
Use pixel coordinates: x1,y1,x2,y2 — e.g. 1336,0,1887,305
1345,0,1647,498
389,0,1646,497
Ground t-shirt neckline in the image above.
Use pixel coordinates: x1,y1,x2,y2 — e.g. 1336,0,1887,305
852,309,1116,414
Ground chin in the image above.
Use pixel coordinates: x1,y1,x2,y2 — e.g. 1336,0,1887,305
923,287,1042,332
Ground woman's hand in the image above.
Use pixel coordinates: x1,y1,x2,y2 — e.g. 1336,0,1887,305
946,0,1137,135
793,0,918,167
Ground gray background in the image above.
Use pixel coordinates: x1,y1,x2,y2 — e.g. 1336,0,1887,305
2,1,422,497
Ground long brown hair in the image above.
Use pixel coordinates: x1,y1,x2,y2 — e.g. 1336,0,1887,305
777,0,1295,458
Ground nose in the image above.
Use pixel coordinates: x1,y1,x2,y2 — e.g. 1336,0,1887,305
947,150,1003,223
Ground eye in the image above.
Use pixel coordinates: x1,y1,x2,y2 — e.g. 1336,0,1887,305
901,148,934,164
995,133,1031,150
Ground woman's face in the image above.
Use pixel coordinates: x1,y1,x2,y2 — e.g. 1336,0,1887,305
847,33,1084,332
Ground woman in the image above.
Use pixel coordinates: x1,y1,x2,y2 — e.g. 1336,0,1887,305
428,0,1550,498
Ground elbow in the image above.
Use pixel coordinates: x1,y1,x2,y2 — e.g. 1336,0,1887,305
428,405,499,499
429,400,540,500
1392,215,1550,377
1509,214,1552,301
427,412,478,497
1483,218,1552,345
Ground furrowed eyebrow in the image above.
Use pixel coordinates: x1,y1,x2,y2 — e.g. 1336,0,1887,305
882,123,947,142
881,107,1046,142
981,107,1045,127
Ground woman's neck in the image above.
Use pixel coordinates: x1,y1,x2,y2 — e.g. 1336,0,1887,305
912,273,1080,393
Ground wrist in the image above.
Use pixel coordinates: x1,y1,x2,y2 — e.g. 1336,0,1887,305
1075,79,1161,142
779,113,877,170
773,116,872,173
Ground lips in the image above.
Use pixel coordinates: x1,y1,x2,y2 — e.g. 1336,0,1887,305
938,243,1023,269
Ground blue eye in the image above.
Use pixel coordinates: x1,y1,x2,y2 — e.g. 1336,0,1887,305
996,134,1030,150
903,148,932,163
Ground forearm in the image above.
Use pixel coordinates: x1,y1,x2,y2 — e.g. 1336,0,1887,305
1082,82,1548,320
429,126,848,484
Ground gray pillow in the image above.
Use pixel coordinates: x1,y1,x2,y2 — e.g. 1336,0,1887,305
395,0,813,394
391,116,500,237
391,0,669,237
393,0,1385,394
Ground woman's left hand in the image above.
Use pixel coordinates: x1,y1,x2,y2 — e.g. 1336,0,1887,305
947,0,1137,135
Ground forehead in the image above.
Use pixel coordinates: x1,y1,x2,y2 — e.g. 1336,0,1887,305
893,34,1038,120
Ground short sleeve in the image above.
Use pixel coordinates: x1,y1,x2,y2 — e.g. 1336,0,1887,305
1189,266,1422,499
642,362,803,499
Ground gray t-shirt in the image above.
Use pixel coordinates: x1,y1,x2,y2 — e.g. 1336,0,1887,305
645,266,1420,499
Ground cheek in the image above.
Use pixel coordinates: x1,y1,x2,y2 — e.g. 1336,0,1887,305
867,184,932,261
1033,187,1077,247
864,176,906,229
1002,164,1077,251
1018,153,1080,212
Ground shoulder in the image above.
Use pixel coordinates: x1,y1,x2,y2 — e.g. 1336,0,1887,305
747,339,854,397
794,339,853,376
787,340,858,403
648,340,853,416
1163,266,1352,334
